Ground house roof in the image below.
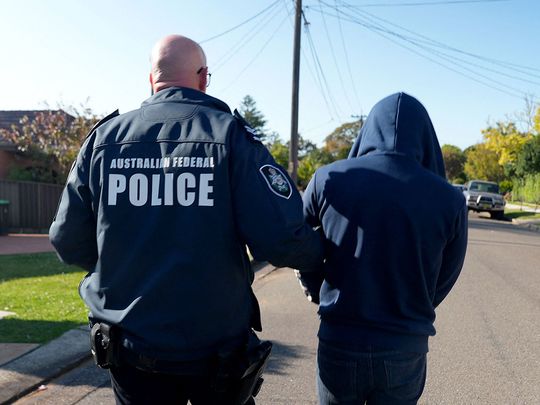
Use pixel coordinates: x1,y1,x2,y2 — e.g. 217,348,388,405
0,110,71,149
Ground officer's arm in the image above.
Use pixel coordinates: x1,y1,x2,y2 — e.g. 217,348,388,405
296,174,325,303
49,137,98,271
433,203,468,308
230,124,324,271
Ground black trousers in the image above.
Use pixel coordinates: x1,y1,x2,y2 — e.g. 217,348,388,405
109,364,255,405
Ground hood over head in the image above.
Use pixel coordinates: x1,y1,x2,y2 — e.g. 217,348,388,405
348,92,446,178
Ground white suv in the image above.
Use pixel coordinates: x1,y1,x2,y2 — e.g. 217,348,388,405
463,180,506,220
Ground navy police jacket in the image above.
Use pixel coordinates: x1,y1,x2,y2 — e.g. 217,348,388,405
50,87,323,361
300,93,468,353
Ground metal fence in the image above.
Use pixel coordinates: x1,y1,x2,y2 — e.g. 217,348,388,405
0,180,64,232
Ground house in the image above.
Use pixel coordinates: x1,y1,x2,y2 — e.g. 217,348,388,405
0,110,73,180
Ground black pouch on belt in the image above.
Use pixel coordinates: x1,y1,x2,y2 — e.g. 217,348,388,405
213,335,273,404
90,322,119,369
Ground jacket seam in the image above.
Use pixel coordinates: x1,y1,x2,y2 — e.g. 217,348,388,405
93,139,226,150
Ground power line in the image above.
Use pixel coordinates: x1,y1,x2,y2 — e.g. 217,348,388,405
284,0,338,122
212,4,284,72
315,2,537,99
218,13,289,92
304,21,343,120
332,1,540,76
335,0,364,113
316,0,355,112
200,1,281,43
342,5,540,88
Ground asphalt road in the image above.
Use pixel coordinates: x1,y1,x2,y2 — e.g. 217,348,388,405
14,215,540,404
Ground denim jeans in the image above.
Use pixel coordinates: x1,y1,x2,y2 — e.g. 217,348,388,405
317,339,427,405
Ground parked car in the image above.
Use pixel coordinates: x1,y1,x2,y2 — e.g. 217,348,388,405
463,180,505,219
452,184,465,193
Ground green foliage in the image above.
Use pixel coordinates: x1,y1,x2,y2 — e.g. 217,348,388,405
534,106,540,135
499,179,513,195
323,120,362,160
515,135,540,177
268,139,289,169
238,95,267,140
0,105,99,184
297,148,334,189
482,121,532,175
441,144,466,181
464,143,505,183
512,173,540,204
0,253,87,343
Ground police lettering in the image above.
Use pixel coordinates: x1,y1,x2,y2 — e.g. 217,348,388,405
110,157,215,169
108,173,214,207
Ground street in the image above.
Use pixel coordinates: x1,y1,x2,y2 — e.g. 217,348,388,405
14,216,540,404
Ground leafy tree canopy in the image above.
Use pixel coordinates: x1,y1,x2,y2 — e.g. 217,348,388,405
464,143,505,183
323,120,362,160
238,95,267,139
441,144,466,182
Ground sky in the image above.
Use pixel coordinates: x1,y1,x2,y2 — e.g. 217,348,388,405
1,0,539,150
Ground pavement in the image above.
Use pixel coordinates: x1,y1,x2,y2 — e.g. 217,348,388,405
505,203,540,232
0,234,55,255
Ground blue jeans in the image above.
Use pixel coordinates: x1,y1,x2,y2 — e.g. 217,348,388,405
317,340,427,405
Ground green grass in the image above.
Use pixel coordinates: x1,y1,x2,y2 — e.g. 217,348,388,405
0,253,88,343
504,209,540,220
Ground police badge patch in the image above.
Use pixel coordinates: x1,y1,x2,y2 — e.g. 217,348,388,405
259,164,292,199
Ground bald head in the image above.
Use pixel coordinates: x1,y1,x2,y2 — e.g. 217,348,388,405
150,35,207,93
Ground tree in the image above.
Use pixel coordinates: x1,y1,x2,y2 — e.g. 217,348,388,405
323,120,363,160
515,135,540,177
441,144,466,183
482,121,532,176
238,95,267,140
0,106,99,184
268,139,289,169
464,143,505,183
297,148,334,189
535,106,540,135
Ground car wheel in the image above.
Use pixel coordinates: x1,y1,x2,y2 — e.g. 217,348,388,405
490,211,504,220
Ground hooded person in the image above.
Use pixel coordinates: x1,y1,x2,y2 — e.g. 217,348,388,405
298,92,468,405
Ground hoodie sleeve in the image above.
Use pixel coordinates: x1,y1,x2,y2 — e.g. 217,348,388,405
49,136,98,271
295,173,326,303
433,203,468,307
230,122,324,271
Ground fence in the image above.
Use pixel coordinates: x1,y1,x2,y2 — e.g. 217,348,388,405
0,179,64,232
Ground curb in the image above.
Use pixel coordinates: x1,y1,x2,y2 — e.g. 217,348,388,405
0,326,90,404
511,218,540,233
0,261,277,404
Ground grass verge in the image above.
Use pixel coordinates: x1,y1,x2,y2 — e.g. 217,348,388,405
504,209,540,220
0,252,87,343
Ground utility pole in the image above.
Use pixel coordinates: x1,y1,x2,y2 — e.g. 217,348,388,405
289,0,302,184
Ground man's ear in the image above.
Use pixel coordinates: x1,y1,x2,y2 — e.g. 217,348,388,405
198,68,207,93
149,73,155,95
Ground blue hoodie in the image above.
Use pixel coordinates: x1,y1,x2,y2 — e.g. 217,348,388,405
302,92,468,353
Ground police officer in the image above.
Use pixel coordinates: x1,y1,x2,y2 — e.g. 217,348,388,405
49,34,324,405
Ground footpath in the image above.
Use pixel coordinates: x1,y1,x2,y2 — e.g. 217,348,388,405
505,203,540,232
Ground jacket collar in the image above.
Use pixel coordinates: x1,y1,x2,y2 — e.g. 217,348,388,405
141,87,231,114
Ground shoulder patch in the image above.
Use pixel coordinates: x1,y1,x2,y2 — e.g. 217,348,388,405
259,164,292,199
233,109,262,143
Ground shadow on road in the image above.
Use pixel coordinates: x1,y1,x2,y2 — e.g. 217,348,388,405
265,340,313,376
